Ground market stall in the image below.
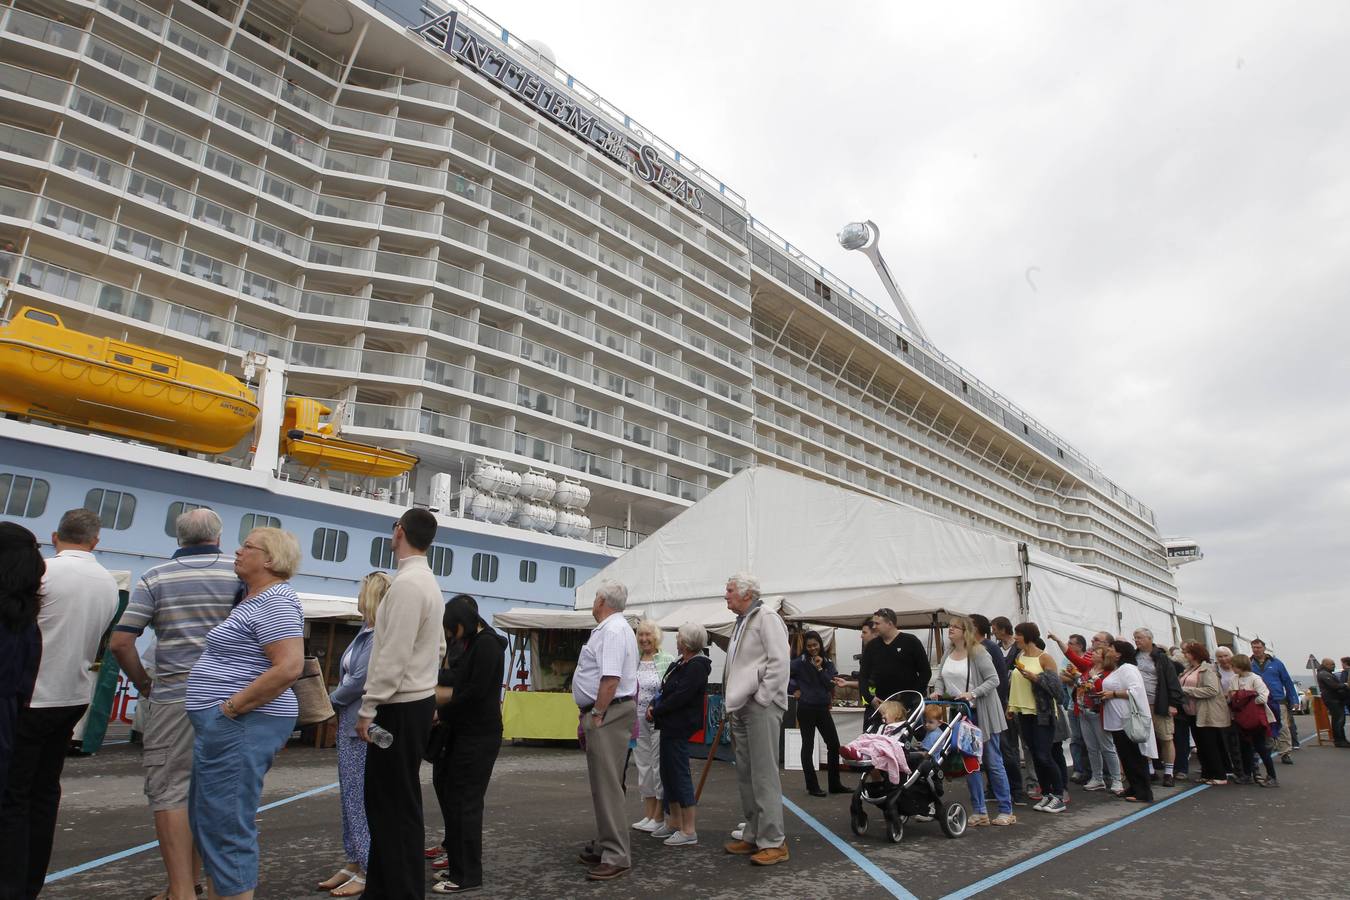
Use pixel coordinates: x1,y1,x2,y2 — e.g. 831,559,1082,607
493,607,646,741
298,592,364,747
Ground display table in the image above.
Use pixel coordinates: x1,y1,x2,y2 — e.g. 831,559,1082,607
502,691,579,741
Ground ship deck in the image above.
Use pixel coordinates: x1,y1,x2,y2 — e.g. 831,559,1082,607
44,721,1337,899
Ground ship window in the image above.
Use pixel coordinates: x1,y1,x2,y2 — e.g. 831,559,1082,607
151,363,170,374
163,501,207,538
311,527,348,563
428,545,453,577
114,353,134,365
519,560,537,583
370,537,395,570
84,488,136,530
239,513,281,543
559,566,576,589
24,309,59,326
0,474,50,519
471,552,498,583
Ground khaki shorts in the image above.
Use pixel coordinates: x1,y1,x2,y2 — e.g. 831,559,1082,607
142,698,195,811
1151,712,1175,741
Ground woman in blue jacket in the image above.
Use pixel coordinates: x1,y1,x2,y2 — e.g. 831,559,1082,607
790,630,848,796
319,571,391,897
650,622,711,847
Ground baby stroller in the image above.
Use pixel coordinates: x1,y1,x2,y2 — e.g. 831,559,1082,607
846,691,973,843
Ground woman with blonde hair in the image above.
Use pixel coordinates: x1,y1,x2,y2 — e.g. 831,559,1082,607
631,618,674,833
318,571,393,896
930,616,1015,825
186,527,305,900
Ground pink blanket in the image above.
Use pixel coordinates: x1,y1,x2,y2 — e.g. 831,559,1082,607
847,734,911,784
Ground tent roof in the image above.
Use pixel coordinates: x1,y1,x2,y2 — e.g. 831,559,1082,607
784,585,969,629
298,593,363,621
576,467,1022,617
493,608,645,635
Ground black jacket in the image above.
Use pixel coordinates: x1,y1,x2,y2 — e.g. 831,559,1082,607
1143,646,1184,716
438,623,507,737
652,654,710,740
1317,668,1349,706
859,631,931,704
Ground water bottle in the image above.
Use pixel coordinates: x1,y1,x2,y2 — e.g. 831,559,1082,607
368,724,394,748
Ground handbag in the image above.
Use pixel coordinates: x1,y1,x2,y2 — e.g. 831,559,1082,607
1229,688,1269,733
292,656,335,726
1123,689,1151,744
424,721,451,762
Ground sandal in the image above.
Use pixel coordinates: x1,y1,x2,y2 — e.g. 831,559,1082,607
318,866,360,891
330,874,365,897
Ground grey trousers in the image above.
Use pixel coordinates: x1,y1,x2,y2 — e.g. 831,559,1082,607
584,702,636,868
730,701,785,850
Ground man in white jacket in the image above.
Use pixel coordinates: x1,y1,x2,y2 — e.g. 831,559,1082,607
357,508,447,900
721,573,790,866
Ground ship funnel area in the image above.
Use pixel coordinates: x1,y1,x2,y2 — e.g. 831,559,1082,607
838,219,932,345
458,458,591,539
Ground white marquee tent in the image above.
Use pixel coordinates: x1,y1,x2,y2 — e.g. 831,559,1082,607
577,467,1254,659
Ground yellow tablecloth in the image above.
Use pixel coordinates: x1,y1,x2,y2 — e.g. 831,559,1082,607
502,691,580,741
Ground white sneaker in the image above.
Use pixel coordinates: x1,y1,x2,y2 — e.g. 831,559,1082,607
631,817,657,832
1043,796,1066,814
1032,796,1051,811
650,823,675,839
663,830,698,846
731,822,745,841
1082,779,1107,792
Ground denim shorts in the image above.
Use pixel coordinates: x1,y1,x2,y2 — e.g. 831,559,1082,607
187,707,295,896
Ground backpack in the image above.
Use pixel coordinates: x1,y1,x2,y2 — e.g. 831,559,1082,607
1228,689,1269,734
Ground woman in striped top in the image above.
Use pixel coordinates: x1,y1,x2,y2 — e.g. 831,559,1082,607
186,527,305,900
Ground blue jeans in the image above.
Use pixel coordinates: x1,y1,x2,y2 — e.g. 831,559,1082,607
967,731,1013,815
188,707,294,896
659,730,695,812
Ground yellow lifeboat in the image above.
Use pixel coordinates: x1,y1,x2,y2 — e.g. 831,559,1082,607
0,306,259,454
281,397,417,479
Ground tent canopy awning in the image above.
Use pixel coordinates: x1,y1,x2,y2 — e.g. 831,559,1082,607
493,608,645,636
784,585,968,629
653,596,797,633
574,467,1023,617
298,593,363,622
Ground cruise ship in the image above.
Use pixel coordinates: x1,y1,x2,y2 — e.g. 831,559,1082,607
0,0,1179,610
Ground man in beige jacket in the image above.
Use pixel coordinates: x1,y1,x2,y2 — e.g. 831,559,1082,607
357,508,447,900
721,573,791,866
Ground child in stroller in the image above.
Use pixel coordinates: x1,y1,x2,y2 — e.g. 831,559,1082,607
842,691,973,843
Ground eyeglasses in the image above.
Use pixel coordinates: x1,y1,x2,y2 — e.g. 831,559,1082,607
240,542,264,552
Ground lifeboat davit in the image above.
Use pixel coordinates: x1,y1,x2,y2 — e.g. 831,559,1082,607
280,398,417,479
0,306,258,454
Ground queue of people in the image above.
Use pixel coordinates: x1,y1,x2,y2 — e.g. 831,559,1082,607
5,501,1342,896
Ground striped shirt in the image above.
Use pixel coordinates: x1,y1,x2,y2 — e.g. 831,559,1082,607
114,546,239,703
186,581,304,717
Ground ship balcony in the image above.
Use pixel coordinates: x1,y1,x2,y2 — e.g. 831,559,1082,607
346,402,712,507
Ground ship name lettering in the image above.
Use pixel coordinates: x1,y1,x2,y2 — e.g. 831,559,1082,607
415,13,706,213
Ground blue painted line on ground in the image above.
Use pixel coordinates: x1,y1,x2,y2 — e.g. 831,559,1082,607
936,784,1210,900
782,795,919,900
45,781,340,884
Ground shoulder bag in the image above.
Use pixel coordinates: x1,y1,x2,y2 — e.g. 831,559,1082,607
1123,687,1151,744
293,656,335,726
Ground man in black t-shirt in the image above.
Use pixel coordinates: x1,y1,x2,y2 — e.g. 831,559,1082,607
858,608,930,726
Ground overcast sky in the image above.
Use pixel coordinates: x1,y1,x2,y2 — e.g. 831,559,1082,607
473,1,1350,669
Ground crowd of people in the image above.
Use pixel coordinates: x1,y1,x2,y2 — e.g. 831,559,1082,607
2,505,1349,896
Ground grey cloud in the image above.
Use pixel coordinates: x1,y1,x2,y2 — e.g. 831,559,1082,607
493,1,1350,660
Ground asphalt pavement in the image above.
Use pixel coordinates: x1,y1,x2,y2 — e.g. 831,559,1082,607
42,718,1347,899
